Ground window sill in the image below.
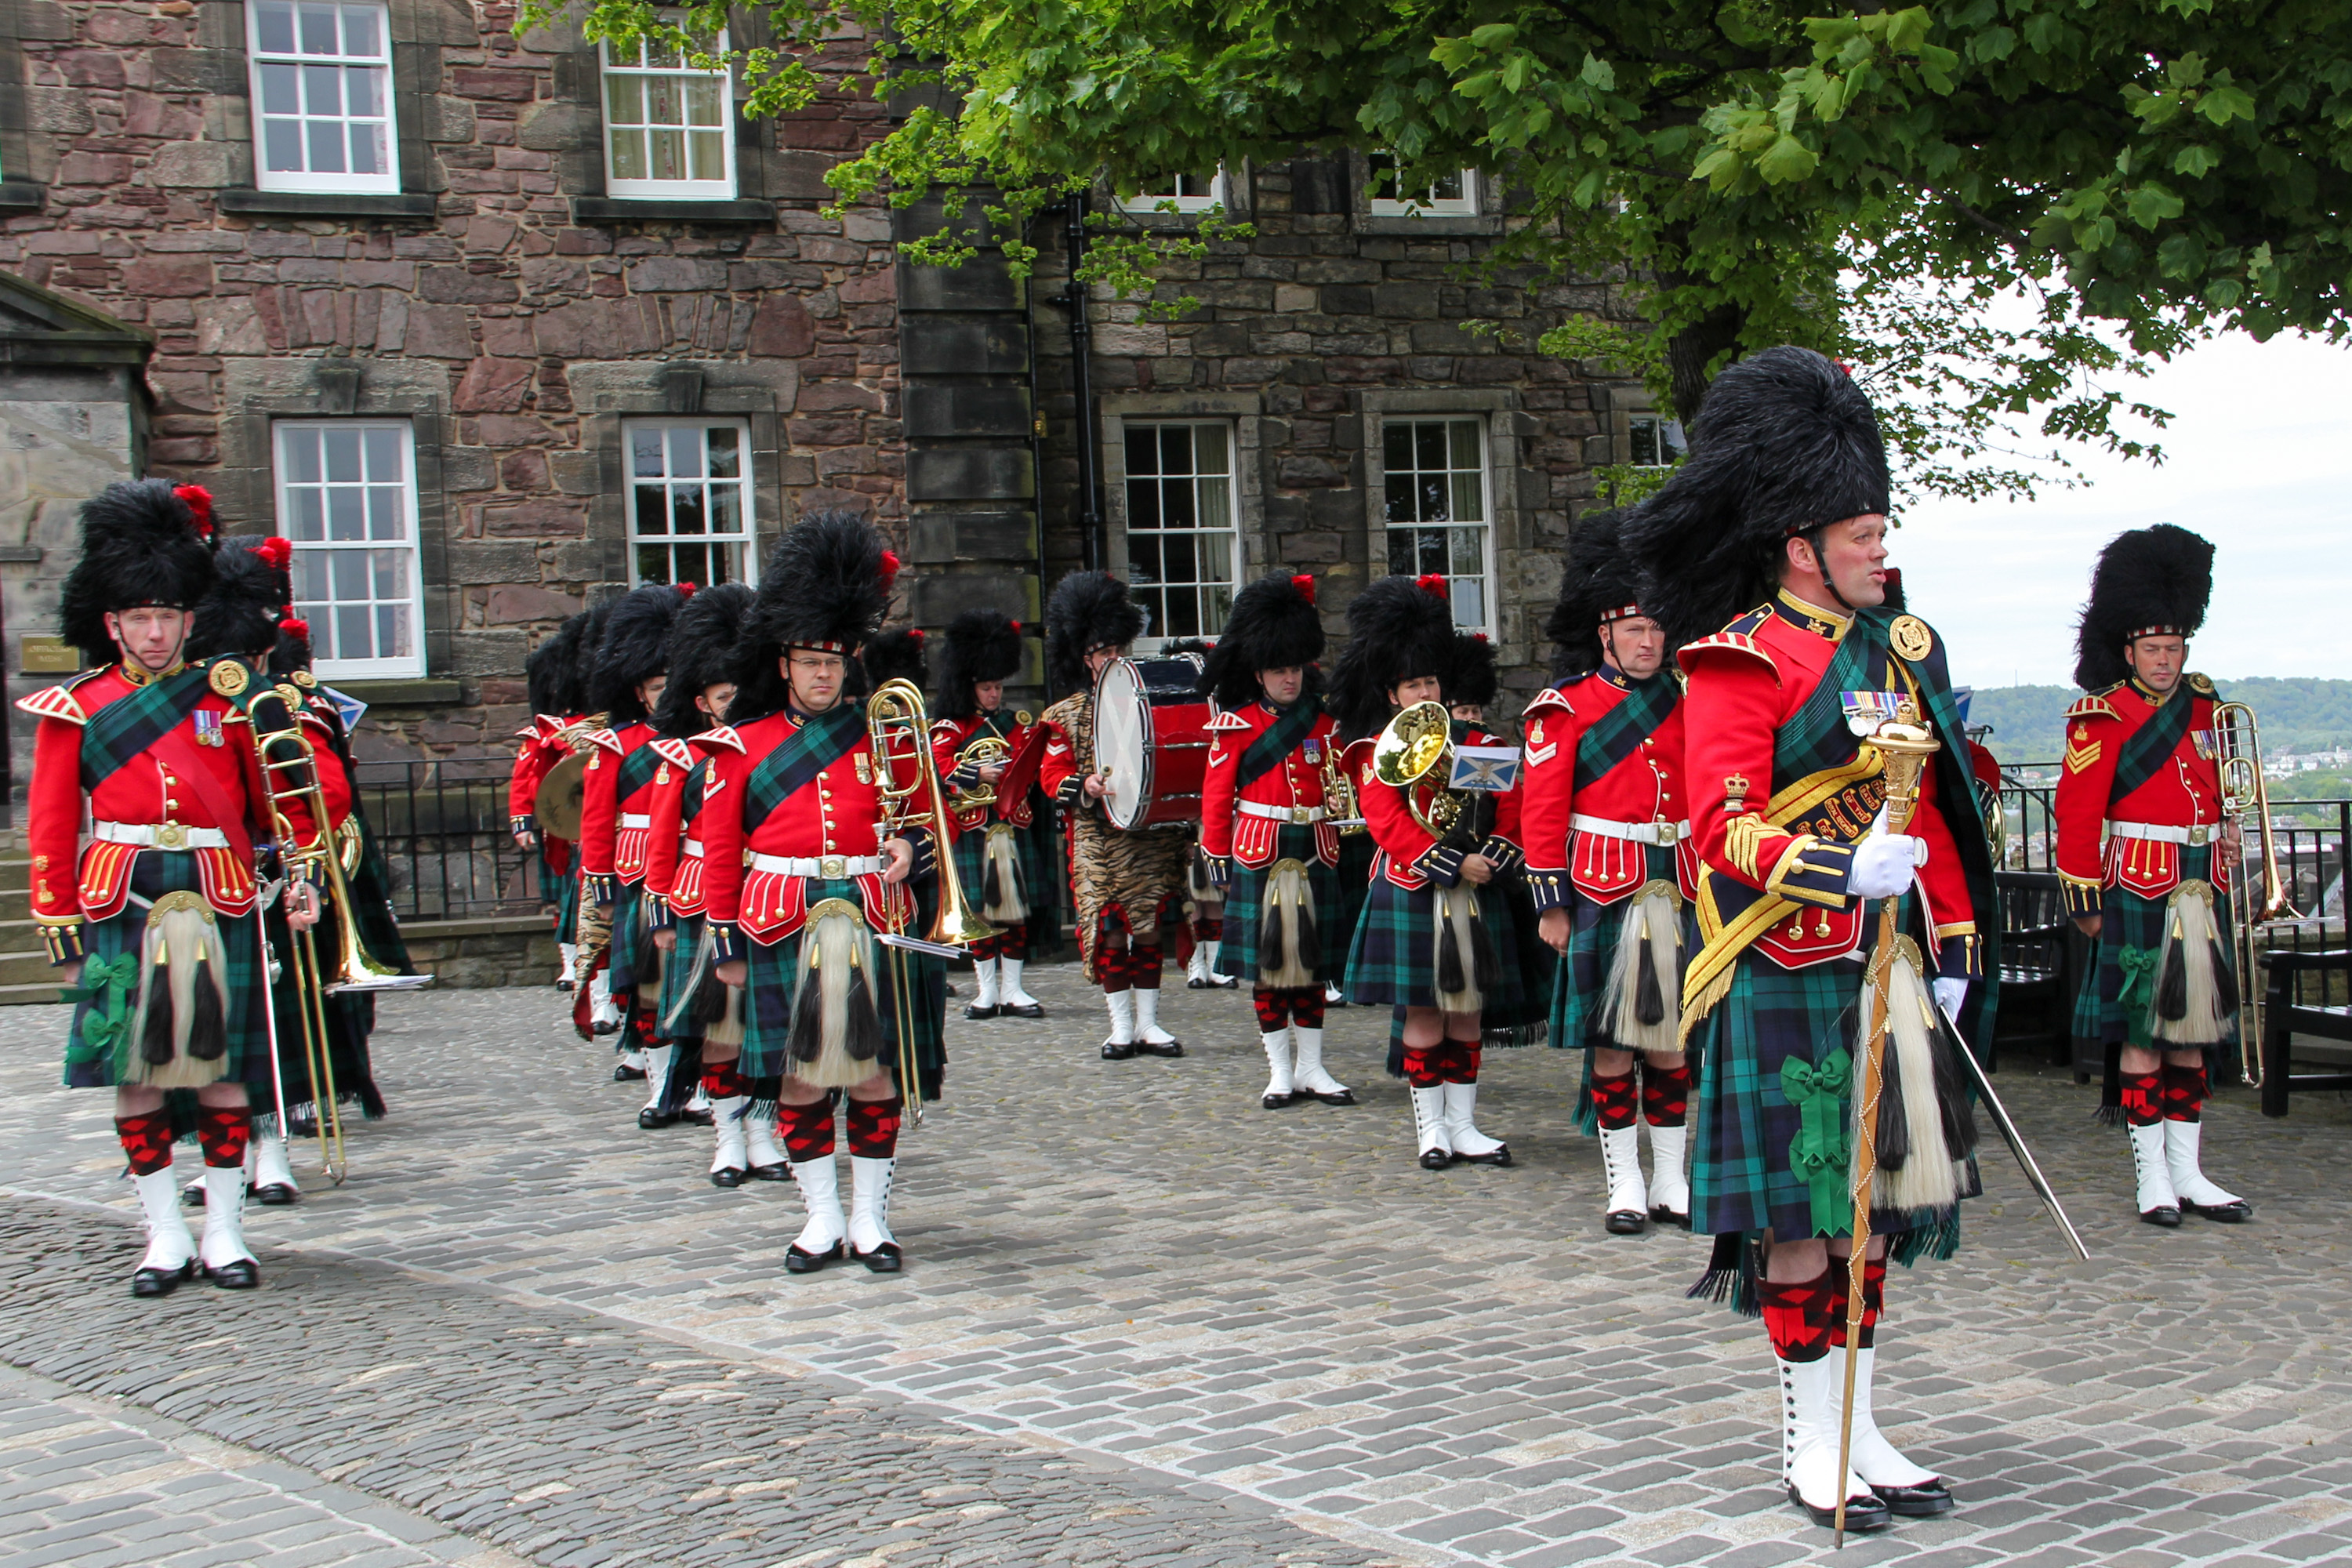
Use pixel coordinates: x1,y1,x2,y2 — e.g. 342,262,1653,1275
572,196,777,224
1357,213,1502,237
322,677,463,706
218,188,437,219
0,182,45,214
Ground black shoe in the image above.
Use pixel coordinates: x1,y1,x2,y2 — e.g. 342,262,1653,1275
1456,1144,1512,1167
593,1019,619,1037
1650,1204,1692,1229
1101,1040,1138,1060
131,1260,197,1298
252,1183,299,1207
286,1108,319,1138
1419,1149,1456,1171
558,978,575,993
207,1258,261,1290
2141,1205,2183,1228
1186,975,1213,990
2184,1198,2252,1222
1299,1088,1358,1107
963,1002,1002,1021
943,982,960,999
786,1240,844,1274
1788,1486,1891,1532
747,1163,792,1184
1871,1480,1955,1516
710,1166,746,1189
681,1106,716,1127
1262,1091,1301,1110
1605,1208,1648,1235
1134,1039,1185,1058
612,1063,647,1082
180,1185,205,1210
639,1108,679,1130
1003,1001,1045,1019
853,1242,904,1274
1209,974,1238,989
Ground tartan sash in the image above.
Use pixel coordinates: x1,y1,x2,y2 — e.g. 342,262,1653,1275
1769,615,1890,793
682,759,708,823
2110,687,2194,804
78,666,211,792
616,736,664,801
1572,676,1677,796
1236,697,1322,789
742,706,865,833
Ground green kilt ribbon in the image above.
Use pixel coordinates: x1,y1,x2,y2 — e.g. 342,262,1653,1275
62,851,269,1091
2071,844,2238,1056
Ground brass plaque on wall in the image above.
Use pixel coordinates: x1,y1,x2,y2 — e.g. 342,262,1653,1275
19,637,81,674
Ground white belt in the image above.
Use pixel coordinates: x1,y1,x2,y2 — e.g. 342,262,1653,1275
619,813,652,830
681,838,705,858
1240,801,1326,825
1571,815,1690,844
749,852,883,877
2108,819,2215,847
94,820,229,851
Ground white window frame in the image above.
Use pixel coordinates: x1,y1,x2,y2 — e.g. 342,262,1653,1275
1367,157,1478,217
247,0,400,195
1628,414,1688,468
623,419,760,590
599,26,737,201
1120,419,1242,646
1118,169,1230,216
1380,415,1496,635
274,419,427,680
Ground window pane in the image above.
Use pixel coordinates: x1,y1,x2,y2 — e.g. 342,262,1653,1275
348,122,383,176
1196,475,1231,533
1383,423,1412,470
667,426,702,477
306,118,346,172
1417,475,1447,521
606,74,642,128
1450,527,1483,575
637,543,670,584
299,3,338,53
1415,422,1446,470
1161,474,1198,529
1160,425,1191,474
685,78,722,125
370,546,405,596
377,601,411,659
323,427,362,481
1161,531,1198,588
1449,472,1483,522
707,425,739,477
690,131,724,182
670,485,706,535
675,543,711,587
608,129,646,182
288,490,325,543
257,1,296,53
366,485,404,540
1451,578,1485,628
347,64,380,117
713,542,740,583
303,62,343,115
634,484,669,534
630,426,664,478
327,487,366,541
1127,478,1162,532
263,120,302,172
710,485,741,535
1192,422,1228,473
363,425,401,477
1125,426,1160,477
342,4,379,55
645,75,681,126
336,604,372,659
260,62,301,114
649,128,684,182
330,551,368,597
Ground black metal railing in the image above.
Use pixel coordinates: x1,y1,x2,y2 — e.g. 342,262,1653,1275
356,757,546,921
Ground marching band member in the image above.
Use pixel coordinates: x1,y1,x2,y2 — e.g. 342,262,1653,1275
865,626,953,1083
2056,526,2250,1226
702,512,938,1275
26,481,319,1296
1525,510,1697,1234
932,608,1048,1020
1199,573,1353,1110
1623,347,1996,1531
641,583,786,1188
1038,571,1192,1060
1163,638,1236,991
515,612,590,993
1332,575,1526,1171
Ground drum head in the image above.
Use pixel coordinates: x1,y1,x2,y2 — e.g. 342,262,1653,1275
1093,659,1152,830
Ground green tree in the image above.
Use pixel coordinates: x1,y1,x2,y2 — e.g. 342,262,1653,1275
528,1,2352,490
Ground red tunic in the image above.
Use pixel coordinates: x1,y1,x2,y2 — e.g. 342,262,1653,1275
507,714,568,827
577,718,659,895
2053,677,2227,917
1519,669,1693,913
930,709,1041,830
1198,700,1340,869
1355,720,1524,891
636,736,702,917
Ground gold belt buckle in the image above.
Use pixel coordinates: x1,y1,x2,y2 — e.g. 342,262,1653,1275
819,855,846,879
153,822,187,850
2187,826,2209,846
1292,807,1311,825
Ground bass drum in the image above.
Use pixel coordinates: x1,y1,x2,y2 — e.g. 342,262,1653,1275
1093,655,1211,830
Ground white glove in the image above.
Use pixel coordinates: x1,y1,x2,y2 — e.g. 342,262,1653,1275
1933,977,1967,1023
1848,833,1923,900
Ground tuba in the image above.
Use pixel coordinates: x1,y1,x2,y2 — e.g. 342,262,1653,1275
2213,700,2307,1087
1372,700,1461,838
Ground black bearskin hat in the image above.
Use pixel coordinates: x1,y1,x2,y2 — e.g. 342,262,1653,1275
1203,572,1325,709
2073,524,2214,691
188,536,293,662
649,583,754,739
935,608,1026,721
1327,575,1457,741
1045,569,1146,695
576,596,620,717
590,583,689,724
734,510,898,721
526,612,588,717
269,617,314,682
1544,508,1651,681
862,626,927,690
1619,347,1890,648
59,480,220,668
1445,630,1499,711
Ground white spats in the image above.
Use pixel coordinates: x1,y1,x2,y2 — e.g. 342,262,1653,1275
589,967,622,1033
1290,1028,1351,1102
1260,1030,1296,1105
1440,1080,1508,1162
1200,939,1232,985
787,1155,847,1257
1185,945,1212,987
2165,1118,2245,1210
1646,1122,1691,1221
1102,988,1136,1047
1846,1347,1942,1488
848,1155,898,1255
250,1125,299,1201
971,958,1001,1011
709,1096,748,1181
641,1044,675,1112
1409,1085,1451,1164
558,940,579,985
1133,988,1178,1046
2130,1120,2180,1216
1599,1124,1649,1221
998,958,1040,1011
198,1164,256,1275
744,1110,788,1175
1780,1354,1878,1514
130,1168,197,1276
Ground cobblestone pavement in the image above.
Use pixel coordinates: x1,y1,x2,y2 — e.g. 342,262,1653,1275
4,964,2351,1568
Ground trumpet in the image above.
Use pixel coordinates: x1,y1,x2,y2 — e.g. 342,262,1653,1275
2214,700,2307,1087
1372,700,1461,839
951,733,1013,812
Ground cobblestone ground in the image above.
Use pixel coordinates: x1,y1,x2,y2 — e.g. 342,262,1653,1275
3,964,2350,1568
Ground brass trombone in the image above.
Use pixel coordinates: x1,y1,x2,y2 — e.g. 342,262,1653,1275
2213,700,2307,1087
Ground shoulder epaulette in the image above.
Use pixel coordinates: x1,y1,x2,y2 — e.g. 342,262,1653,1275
1678,630,1779,681
928,717,964,743
2064,692,2122,723
691,724,746,756
650,737,695,768
583,728,623,756
2187,672,2217,697
1523,687,1574,717
14,682,89,724
1209,710,1254,732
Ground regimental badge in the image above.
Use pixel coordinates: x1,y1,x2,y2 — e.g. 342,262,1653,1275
1016,710,1034,725
1723,772,1750,813
193,710,224,747
208,660,249,699
2188,673,2216,696
1304,740,1322,764
1888,615,1935,662
656,764,671,786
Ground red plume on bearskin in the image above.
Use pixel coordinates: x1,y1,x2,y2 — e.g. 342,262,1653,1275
1291,574,1316,604
1326,574,1459,742
188,535,294,662
1204,570,1327,710
253,536,292,572
60,480,221,668
1415,573,1448,601
172,484,216,539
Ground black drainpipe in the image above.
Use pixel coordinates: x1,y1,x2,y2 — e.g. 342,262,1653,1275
1063,190,1105,572
1024,261,1049,598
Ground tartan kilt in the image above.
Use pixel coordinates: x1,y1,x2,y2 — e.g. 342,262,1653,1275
1214,826,1341,984
63,850,270,1092
951,818,1047,937
1548,845,1691,1131
1334,831,1377,965
737,877,946,1101
605,879,652,993
1688,935,1978,1245
652,913,707,1043
550,842,582,940
1343,870,1534,1017
2071,845,2238,1053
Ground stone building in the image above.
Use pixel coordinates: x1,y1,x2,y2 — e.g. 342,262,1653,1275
0,0,1676,804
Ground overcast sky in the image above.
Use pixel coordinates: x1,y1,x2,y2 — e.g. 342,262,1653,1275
1886,330,2352,690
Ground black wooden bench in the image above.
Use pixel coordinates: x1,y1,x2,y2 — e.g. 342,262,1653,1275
1993,871,2074,1069
2259,948,2352,1117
